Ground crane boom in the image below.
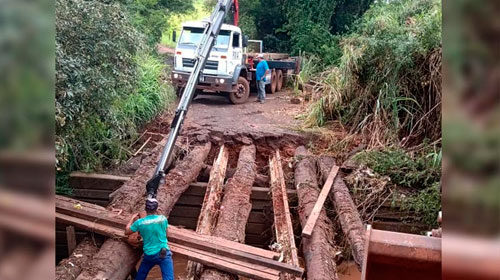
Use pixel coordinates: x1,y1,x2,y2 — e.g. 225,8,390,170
146,0,234,198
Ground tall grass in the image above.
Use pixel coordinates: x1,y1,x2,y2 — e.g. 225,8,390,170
304,0,442,147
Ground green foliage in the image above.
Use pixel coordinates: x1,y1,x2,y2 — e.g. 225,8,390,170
354,146,441,189
56,0,173,175
402,183,441,228
0,1,54,150
162,0,211,47
122,0,195,46
306,0,442,145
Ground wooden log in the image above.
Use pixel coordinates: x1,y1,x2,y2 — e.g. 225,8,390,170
270,150,300,280
56,237,102,280
294,146,338,280
188,145,229,277
317,155,365,268
75,143,211,280
301,165,339,237
200,144,257,280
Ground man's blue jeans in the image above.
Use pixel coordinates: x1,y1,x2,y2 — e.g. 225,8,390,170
136,250,174,280
257,80,266,101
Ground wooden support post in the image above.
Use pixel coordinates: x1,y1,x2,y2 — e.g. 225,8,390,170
269,150,300,280
187,145,229,277
301,165,339,237
66,226,76,255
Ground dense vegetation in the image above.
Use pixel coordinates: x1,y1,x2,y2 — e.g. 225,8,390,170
56,0,178,188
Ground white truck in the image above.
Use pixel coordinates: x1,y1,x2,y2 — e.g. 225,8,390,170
171,21,301,104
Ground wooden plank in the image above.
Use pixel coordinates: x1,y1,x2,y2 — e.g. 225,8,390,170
169,205,270,224
56,214,294,277
196,145,229,234
301,165,339,238
270,150,300,278
56,212,125,238
66,226,77,255
69,172,129,191
55,197,280,260
55,196,297,274
72,189,112,200
170,228,303,276
185,182,296,201
170,243,280,280
169,216,272,235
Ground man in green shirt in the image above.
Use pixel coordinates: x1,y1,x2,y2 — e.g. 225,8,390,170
125,198,173,280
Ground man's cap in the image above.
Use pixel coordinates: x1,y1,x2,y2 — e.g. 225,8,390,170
145,198,159,211
256,53,264,59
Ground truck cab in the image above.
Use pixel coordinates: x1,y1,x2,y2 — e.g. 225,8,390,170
171,21,250,104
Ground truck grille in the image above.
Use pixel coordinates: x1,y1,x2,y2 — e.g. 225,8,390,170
182,58,218,70
205,60,219,70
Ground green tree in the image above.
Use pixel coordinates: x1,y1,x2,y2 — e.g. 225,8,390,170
122,0,195,45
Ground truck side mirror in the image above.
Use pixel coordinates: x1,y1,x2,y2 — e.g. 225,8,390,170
243,35,249,48
172,30,177,43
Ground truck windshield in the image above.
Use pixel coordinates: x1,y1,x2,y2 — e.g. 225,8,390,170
179,27,231,49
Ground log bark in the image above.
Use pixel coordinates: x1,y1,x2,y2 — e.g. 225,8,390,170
294,147,338,280
200,145,256,280
200,165,269,187
317,155,365,268
75,143,211,280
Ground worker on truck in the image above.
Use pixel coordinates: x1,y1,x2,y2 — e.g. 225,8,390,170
125,198,174,280
255,53,270,103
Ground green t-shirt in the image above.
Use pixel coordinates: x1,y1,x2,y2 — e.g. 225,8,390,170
130,215,169,255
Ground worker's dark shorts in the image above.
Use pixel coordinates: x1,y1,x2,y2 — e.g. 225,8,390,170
136,250,173,280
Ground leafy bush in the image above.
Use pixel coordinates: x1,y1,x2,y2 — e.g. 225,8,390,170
354,146,441,189
306,0,442,146
402,183,441,228
56,0,173,176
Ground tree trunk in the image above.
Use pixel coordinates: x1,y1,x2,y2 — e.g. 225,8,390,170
75,142,211,280
317,155,365,268
294,147,338,280
200,145,256,280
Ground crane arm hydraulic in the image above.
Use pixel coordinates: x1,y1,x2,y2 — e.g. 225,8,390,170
146,0,235,199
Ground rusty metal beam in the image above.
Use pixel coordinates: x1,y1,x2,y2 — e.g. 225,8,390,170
362,225,441,280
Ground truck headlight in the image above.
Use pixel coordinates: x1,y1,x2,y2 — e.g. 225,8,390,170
219,79,225,84
173,73,179,79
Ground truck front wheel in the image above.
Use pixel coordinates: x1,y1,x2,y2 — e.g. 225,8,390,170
229,77,250,104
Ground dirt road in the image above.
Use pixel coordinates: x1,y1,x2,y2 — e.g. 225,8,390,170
182,90,305,142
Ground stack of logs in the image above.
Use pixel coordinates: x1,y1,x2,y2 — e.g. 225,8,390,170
55,143,366,280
